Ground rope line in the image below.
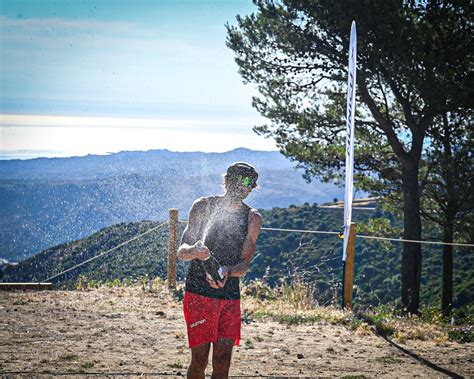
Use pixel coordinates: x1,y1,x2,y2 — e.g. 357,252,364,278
355,234,474,247
29,215,472,284
180,220,473,248
262,226,340,236
262,227,474,248
43,221,168,283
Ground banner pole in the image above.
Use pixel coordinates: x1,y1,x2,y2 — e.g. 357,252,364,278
341,21,357,308
343,223,357,309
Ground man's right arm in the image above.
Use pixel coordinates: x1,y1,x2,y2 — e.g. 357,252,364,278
177,197,210,261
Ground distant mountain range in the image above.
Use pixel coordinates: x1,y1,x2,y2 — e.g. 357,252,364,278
0,148,345,262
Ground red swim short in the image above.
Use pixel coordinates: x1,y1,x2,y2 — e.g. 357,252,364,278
183,291,241,348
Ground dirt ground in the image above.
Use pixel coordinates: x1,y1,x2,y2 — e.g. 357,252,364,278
0,286,472,378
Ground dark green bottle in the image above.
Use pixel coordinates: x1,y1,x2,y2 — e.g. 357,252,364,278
196,241,224,282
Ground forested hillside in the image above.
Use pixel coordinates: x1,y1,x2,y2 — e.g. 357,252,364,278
255,204,473,313
2,203,472,314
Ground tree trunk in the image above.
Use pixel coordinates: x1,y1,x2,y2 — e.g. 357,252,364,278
401,161,422,314
442,222,454,318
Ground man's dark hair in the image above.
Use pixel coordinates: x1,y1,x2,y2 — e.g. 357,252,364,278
224,162,258,189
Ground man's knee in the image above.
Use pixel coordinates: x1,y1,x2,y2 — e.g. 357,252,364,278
212,339,234,367
190,355,208,372
190,344,210,371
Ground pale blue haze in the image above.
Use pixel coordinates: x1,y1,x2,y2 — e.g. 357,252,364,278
0,0,274,157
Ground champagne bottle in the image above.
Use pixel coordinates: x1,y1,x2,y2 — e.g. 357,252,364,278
196,241,224,282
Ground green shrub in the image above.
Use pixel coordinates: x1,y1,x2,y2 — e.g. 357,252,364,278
448,325,473,343
105,278,121,288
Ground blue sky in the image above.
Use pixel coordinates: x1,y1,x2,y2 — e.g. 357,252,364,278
0,0,276,157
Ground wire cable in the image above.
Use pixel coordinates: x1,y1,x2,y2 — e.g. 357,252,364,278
355,234,474,247
177,220,474,248
43,221,168,283
262,226,341,236
263,226,473,248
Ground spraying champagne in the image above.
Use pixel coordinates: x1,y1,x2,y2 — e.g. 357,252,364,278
196,241,225,282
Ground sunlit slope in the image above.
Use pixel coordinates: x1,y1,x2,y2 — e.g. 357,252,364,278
2,203,472,311
1,221,187,289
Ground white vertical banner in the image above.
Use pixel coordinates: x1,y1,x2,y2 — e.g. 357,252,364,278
343,21,357,262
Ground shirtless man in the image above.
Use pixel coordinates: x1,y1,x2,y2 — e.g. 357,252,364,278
177,162,263,379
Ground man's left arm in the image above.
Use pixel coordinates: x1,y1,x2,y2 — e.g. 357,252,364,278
228,209,263,278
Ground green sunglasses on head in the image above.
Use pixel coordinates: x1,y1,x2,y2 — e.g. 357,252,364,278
236,175,256,188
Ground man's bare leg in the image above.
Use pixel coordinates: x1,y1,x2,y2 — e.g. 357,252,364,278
211,338,234,379
187,342,211,379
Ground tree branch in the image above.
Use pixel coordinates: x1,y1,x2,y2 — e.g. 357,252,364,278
377,71,392,123
380,68,418,133
357,74,408,161
288,76,330,90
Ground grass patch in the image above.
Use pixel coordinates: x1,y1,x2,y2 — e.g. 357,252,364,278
61,354,79,361
375,321,396,336
244,339,254,349
172,284,185,302
80,361,95,369
245,295,354,327
75,275,153,291
357,303,472,343
375,355,403,364
167,362,183,369
253,310,323,325
242,279,472,344
242,278,358,326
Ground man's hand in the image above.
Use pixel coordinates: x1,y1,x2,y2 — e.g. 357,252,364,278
206,266,229,289
193,240,211,260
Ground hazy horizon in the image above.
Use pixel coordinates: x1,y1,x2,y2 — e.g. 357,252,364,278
0,145,280,161
1,113,277,160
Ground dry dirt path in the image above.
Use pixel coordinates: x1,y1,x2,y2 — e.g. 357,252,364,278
1,286,472,378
